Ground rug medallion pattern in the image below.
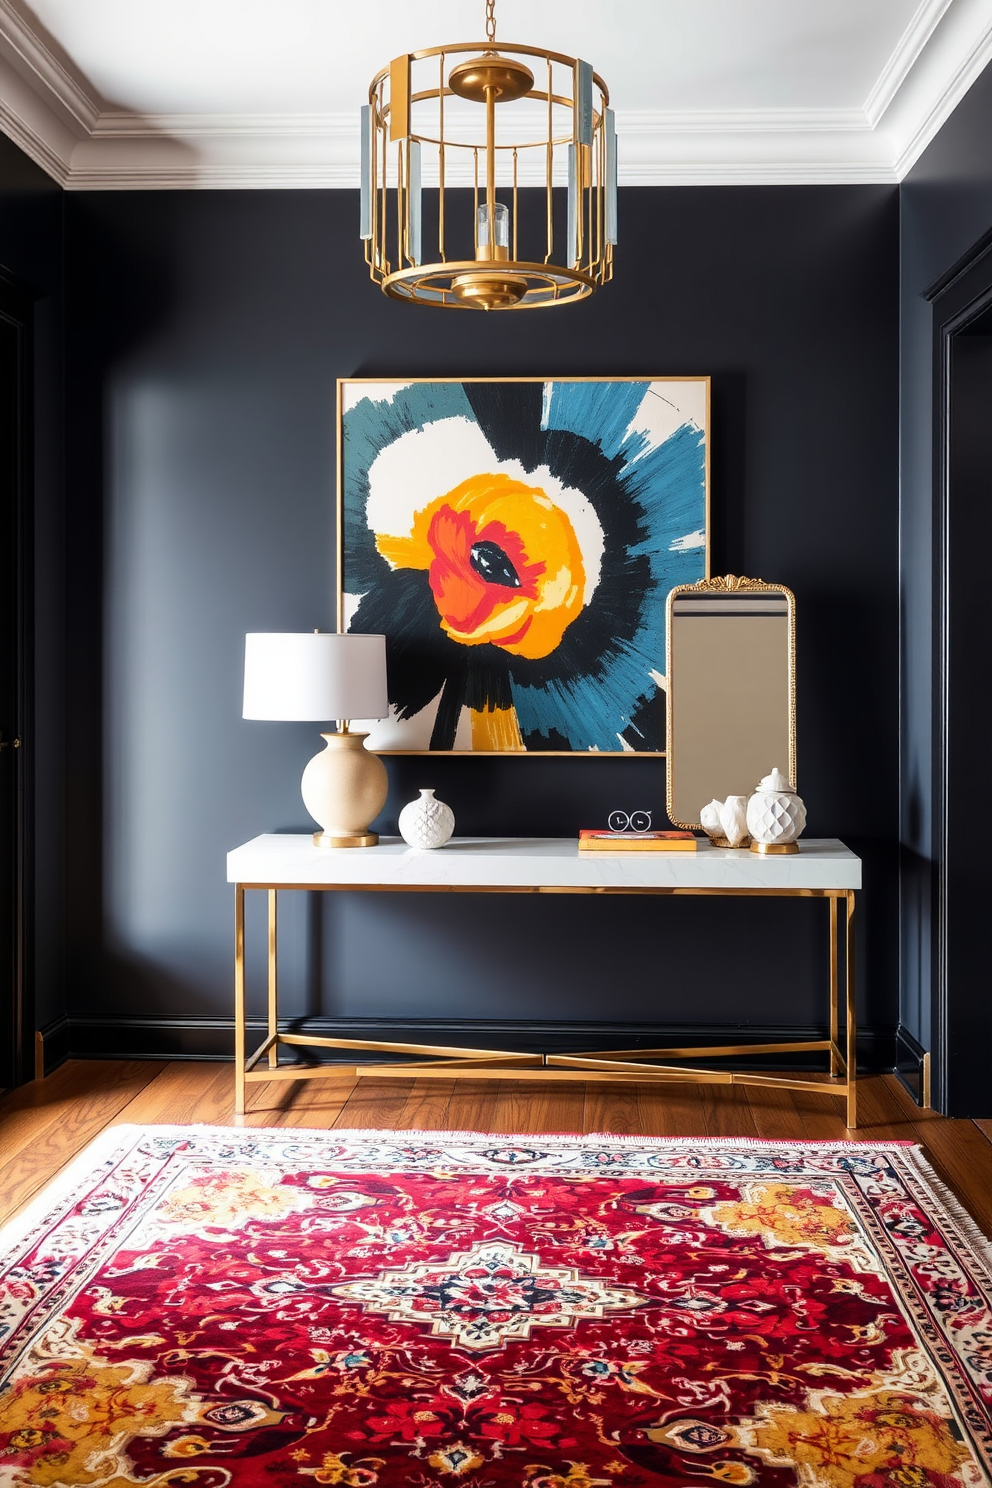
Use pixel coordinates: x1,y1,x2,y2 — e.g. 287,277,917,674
1,1127,991,1486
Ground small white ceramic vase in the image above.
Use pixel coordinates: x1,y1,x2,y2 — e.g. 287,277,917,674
398,788,455,850
700,795,750,848
746,768,807,854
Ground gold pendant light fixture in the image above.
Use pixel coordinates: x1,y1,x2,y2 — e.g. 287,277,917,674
360,0,616,310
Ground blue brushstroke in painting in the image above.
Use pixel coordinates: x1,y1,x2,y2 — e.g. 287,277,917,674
343,382,477,522
541,378,648,461
513,382,706,750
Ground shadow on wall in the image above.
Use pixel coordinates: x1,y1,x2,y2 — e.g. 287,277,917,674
64,185,186,1028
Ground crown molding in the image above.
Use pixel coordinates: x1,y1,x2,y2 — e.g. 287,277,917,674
64,112,899,191
0,0,100,133
889,1,992,177
0,0,988,190
864,0,954,128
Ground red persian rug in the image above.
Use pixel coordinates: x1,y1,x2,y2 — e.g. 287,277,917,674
2,1127,992,1487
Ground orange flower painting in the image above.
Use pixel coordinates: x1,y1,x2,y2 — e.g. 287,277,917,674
339,377,709,753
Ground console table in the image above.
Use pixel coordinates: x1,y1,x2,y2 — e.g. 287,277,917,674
227,835,861,1125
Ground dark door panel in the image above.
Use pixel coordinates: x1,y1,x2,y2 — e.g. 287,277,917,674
0,277,33,1091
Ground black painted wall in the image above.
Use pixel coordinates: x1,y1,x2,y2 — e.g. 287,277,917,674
0,135,64,1040
59,184,899,1059
899,64,992,1092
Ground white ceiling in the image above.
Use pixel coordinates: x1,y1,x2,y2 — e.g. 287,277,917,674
0,0,989,188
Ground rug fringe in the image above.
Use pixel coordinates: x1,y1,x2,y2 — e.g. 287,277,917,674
900,1145,992,1271
101,1122,920,1153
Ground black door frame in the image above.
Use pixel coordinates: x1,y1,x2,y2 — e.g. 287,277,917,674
0,267,34,1090
927,238,992,1115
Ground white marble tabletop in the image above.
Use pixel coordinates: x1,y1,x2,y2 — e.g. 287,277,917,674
227,835,861,891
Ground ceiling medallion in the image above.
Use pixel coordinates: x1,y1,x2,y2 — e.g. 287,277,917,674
360,0,616,310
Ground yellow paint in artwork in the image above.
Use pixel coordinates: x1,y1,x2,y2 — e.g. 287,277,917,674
471,705,526,751
376,472,586,659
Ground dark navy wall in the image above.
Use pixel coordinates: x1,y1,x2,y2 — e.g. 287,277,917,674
63,185,899,1057
899,64,992,1064
0,134,64,1036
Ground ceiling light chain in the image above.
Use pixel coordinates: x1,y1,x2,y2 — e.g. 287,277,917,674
360,0,617,310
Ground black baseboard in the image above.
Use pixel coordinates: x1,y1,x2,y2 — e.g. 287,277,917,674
895,1024,928,1106
58,1015,898,1073
38,1015,69,1075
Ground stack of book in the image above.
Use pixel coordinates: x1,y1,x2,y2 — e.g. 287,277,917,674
577,829,698,852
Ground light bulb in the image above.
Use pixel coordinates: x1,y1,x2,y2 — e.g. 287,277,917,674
476,202,509,259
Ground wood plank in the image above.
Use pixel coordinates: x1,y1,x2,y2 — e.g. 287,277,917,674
584,1081,641,1136
852,1075,926,1141
396,1080,456,1131
332,1078,419,1130
244,1067,357,1129
108,1061,236,1129
701,1083,760,1140
793,1086,849,1141
446,1080,502,1135
792,1074,920,1143
881,1072,929,1119
974,1118,992,1146
0,1061,156,1164
745,1083,809,1142
636,1082,709,1138
0,1059,120,1119
0,1062,167,1225
489,1079,585,1135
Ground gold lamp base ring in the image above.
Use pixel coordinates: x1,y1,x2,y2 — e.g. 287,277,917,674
313,831,379,849
383,260,598,311
451,270,528,310
749,840,801,855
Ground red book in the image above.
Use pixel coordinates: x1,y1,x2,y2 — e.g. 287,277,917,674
577,829,697,852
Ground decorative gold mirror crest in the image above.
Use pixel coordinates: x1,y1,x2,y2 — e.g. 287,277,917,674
666,575,797,831
360,0,616,310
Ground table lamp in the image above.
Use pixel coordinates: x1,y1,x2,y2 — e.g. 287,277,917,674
243,631,390,847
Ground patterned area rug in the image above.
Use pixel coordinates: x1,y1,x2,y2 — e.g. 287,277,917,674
1,1127,991,1487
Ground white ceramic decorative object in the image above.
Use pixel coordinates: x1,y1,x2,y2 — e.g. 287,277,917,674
398,788,455,850
699,801,722,838
746,768,807,852
718,795,749,847
700,795,750,848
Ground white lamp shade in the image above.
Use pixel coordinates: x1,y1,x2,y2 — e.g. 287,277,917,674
243,632,389,722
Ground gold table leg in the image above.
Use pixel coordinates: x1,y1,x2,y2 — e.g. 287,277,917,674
234,885,246,1117
845,888,857,1128
268,890,278,1069
829,895,839,1075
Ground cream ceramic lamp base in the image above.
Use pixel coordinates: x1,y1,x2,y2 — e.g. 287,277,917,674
301,730,389,848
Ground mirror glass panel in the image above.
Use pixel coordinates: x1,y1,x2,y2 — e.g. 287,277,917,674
666,578,796,830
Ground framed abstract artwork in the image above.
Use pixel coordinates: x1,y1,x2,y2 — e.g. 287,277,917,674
337,376,709,754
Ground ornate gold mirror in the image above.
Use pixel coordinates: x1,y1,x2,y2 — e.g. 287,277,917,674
666,575,796,830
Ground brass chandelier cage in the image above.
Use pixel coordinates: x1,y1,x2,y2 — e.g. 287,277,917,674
360,0,616,311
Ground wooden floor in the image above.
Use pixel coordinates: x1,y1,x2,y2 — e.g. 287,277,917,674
2,1061,992,1236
